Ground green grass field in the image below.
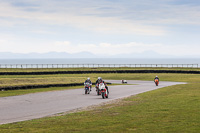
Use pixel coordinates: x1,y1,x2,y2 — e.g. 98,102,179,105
0,69,200,132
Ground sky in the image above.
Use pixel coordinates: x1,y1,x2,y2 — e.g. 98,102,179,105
0,0,200,57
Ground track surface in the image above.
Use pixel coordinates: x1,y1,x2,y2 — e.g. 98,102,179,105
0,80,186,125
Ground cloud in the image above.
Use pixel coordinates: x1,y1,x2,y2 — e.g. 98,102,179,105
0,0,200,57
0,1,165,36
1,0,200,37
54,41,71,48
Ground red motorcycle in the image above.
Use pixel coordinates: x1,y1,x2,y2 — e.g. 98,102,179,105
99,83,108,99
154,79,159,86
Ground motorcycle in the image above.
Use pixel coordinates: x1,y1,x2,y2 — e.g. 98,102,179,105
84,82,91,94
99,83,108,99
122,80,127,84
154,79,159,86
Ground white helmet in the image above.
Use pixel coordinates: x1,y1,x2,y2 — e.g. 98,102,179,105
87,77,90,80
98,77,101,80
156,76,158,77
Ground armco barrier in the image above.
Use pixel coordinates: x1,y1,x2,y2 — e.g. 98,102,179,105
0,70,200,75
0,82,112,91
0,83,83,91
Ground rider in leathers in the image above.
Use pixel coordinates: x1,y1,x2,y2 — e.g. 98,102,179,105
154,76,159,82
96,77,109,93
84,77,92,91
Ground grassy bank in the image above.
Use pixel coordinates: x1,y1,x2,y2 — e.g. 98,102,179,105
0,73,200,132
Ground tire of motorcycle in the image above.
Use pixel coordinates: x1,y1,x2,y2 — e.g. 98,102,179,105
105,90,108,98
97,90,100,95
85,89,87,94
102,92,105,99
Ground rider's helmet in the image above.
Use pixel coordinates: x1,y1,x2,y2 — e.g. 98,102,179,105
98,77,101,80
99,77,102,82
87,77,90,81
156,76,158,78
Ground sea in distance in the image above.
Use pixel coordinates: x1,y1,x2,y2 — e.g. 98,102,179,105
0,58,199,68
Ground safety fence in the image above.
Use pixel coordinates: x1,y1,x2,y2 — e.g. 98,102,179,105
0,82,112,91
0,64,198,68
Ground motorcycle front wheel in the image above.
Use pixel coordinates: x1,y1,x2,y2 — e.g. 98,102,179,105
102,92,105,99
97,90,100,95
106,92,108,98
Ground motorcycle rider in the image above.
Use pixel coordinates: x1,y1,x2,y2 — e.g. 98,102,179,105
95,77,101,93
154,76,159,82
84,77,92,91
96,77,101,84
96,77,109,93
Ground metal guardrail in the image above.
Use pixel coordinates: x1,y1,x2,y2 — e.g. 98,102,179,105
0,64,198,68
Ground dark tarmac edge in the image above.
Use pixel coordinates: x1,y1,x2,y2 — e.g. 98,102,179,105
0,70,200,75
0,82,112,91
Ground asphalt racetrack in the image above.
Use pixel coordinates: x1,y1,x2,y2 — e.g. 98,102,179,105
0,80,186,125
